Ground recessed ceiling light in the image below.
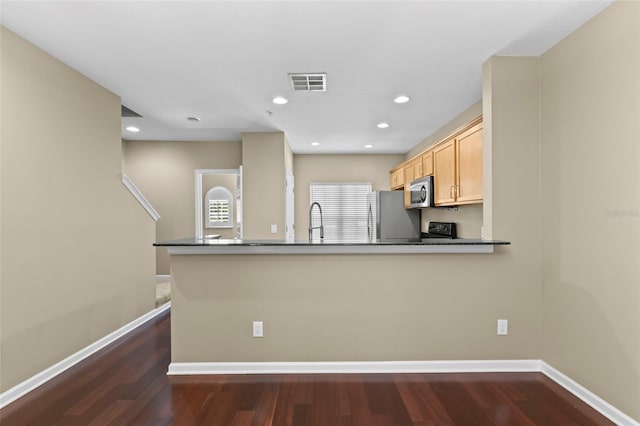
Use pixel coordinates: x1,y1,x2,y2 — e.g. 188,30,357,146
364,144,374,149
272,96,288,105
394,95,410,104
310,142,320,146
377,122,390,129
187,116,201,122
125,126,140,133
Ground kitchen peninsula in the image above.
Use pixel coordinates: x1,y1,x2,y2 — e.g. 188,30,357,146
155,237,510,374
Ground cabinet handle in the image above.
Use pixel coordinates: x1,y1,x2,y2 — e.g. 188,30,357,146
450,186,454,198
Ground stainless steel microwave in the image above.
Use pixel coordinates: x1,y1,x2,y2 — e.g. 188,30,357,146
409,176,434,208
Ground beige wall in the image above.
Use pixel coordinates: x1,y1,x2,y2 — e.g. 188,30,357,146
406,101,482,159
482,56,542,249
0,27,156,392
171,250,540,363
293,154,404,239
242,132,288,239
540,1,640,419
123,140,242,274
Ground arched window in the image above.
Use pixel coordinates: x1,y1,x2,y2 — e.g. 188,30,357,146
205,186,233,228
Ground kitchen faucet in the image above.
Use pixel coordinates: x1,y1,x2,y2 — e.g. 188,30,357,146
308,202,324,240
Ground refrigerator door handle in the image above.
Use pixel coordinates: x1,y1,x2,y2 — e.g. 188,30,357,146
367,204,373,241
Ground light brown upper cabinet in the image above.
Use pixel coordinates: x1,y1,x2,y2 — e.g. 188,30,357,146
389,115,482,206
403,163,414,207
412,157,423,180
433,139,457,205
422,151,433,176
455,123,483,204
433,123,483,206
390,167,404,190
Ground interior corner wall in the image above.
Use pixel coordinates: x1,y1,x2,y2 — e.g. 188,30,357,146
481,54,543,358
482,56,541,248
0,27,156,392
540,1,640,420
122,140,242,275
242,132,287,239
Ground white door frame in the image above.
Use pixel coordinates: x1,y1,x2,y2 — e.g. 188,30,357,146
285,171,295,240
195,168,241,239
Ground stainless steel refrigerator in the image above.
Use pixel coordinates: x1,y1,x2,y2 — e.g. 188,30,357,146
366,191,421,241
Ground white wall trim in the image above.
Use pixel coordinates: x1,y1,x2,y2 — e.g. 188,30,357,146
541,362,639,426
0,303,171,410
122,174,160,221
155,274,171,283
168,359,541,375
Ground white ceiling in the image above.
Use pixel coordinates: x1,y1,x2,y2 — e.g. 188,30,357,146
1,1,612,154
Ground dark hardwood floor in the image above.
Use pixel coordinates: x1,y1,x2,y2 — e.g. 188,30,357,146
0,309,614,425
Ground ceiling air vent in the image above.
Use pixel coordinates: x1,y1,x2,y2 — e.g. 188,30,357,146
288,73,327,92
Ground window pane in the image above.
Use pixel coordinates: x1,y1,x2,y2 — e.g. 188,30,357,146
310,183,372,241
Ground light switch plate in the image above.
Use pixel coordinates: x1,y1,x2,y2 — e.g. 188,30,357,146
271,224,277,234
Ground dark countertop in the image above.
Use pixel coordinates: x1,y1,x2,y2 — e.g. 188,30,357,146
154,237,509,255
154,237,510,247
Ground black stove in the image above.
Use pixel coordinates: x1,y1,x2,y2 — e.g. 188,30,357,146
421,222,457,239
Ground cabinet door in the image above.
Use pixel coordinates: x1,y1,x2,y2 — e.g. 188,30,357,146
390,169,403,190
412,158,423,180
422,151,433,176
390,171,396,189
456,123,483,203
403,163,414,207
433,139,456,205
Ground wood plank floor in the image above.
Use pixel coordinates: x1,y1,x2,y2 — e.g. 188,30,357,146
0,309,614,425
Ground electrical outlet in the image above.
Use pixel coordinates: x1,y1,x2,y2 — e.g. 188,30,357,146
252,321,264,338
271,224,277,234
497,319,508,335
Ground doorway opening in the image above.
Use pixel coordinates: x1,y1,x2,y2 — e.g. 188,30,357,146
195,168,243,239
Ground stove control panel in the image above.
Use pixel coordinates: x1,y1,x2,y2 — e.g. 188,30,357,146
427,222,457,238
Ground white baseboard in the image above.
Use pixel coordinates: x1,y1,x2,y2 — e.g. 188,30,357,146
541,362,639,426
167,359,541,375
155,274,171,283
0,302,171,410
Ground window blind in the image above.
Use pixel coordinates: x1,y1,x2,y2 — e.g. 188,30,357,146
309,182,372,241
